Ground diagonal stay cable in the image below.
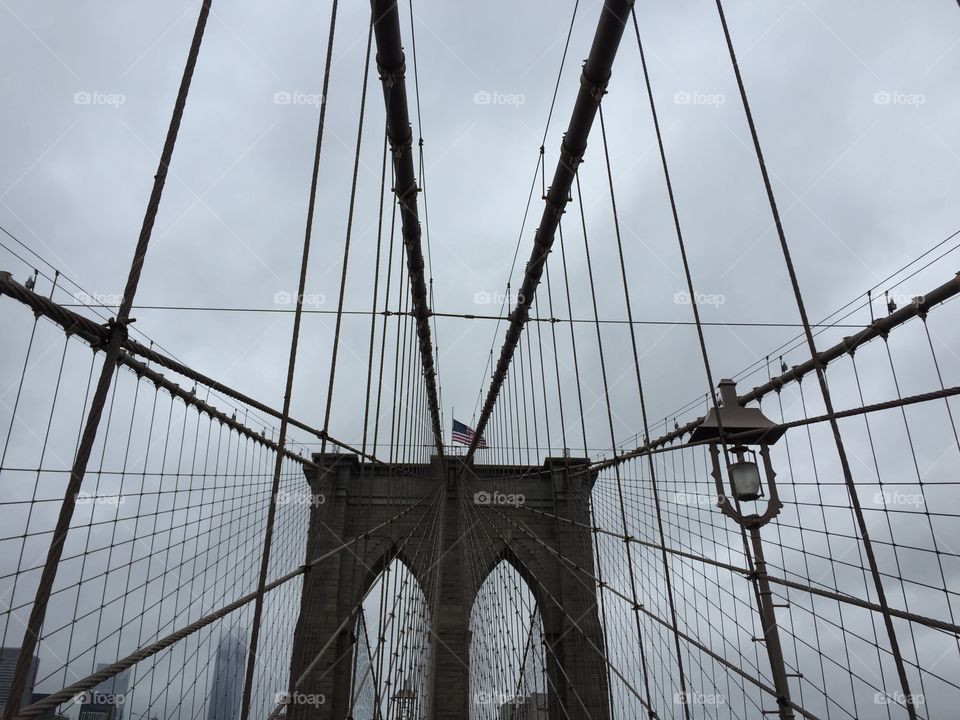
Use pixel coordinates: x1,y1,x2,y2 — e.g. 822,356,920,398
268,484,443,720
588,269,960,472
1,4,214,717
0,272,380,464
713,2,918,714
470,0,581,424
469,479,822,720
14,485,440,720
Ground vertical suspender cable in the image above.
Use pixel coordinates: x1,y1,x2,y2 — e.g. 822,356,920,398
572,174,656,715
465,0,636,464
237,3,342,719
319,17,374,455
596,103,691,717
713,2,917,716
370,0,445,456
628,6,794,714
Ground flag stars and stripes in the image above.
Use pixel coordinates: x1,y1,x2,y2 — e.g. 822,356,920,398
452,419,487,448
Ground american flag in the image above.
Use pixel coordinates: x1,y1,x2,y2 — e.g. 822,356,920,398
451,419,487,448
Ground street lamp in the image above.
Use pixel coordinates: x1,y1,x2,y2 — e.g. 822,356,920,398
689,378,786,526
391,678,417,720
688,378,795,719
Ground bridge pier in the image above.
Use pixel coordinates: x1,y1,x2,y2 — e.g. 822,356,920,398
543,458,612,719
286,454,611,720
431,462,470,719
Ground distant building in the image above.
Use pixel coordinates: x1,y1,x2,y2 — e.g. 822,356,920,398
206,629,247,720
31,693,70,720
0,647,39,714
78,665,130,720
498,692,548,720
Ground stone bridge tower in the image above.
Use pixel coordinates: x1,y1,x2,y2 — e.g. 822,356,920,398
287,453,611,720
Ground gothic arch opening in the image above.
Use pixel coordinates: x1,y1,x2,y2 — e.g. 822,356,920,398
348,557,432,720
469,559,548,719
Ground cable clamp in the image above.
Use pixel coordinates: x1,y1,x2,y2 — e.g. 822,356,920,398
580,68,609,103
395,179,419,204
543,195,566,220
377,60,406,89
100,316,133,349
558,139,584,172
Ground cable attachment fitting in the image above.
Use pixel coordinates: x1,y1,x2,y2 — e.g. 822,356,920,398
558,139,584,173
395,178,420,205
580,68,609,103
116,349,133,371
911,295,928,319
376,59,406,89
102,316,134,347
389,128,414,162
884,290,897,315
543,195,566,220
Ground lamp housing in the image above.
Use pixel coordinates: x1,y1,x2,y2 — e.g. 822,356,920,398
688,378,785,446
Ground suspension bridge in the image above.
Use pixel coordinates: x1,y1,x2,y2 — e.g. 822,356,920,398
1,1,959,719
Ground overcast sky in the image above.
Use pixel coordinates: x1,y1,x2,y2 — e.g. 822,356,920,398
1,0,958,456
1,2,960,718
